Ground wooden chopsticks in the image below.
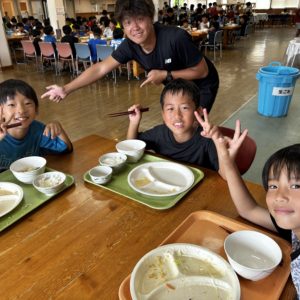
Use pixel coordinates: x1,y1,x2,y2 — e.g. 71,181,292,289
6,122,22,129
107,107,149,117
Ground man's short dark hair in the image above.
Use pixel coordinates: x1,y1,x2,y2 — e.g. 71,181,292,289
115,0,155,24
160,78,200,108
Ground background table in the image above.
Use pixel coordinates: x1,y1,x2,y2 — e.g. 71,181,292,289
0,135,295,299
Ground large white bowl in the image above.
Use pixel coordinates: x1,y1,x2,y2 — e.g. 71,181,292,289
116,139,146,163
10,156,46,184
33,171,66,195
99,152,127,172
130,243,240,300
224,230,282,281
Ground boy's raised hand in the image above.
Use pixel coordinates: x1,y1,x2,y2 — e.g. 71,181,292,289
128,104,143,124
0,108,14,141
194,108,221,140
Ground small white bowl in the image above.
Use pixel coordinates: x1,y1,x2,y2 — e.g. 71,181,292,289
33,171,66,195
10,156,47,184
99,152,127,172
116,139,146,163
89,166,112,184
224,230,282,281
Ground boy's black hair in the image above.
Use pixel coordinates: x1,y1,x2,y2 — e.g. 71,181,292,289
262,144,300,191
115,0,155,24
159,78,200,108
44,25,53,35
0,79,39,109
31,29,40,37
113,28,124,39
62,24,72,35
91,25,102,36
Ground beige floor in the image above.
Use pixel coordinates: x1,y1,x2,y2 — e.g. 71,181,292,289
0,27,295,142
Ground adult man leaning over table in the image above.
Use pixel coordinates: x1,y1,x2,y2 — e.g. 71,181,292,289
42,0,219,113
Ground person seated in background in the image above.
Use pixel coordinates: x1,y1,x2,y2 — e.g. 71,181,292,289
126,78,226,178
30,29,42,56
16,22,28,35
208,15,220,44
71,23,81,38
199,14,210,30
163,7,177,26
110,28,131,77
43,25,56,48
0,79,72,172
180,19,192,33
88,26,106,63
61,24,78,58
103,19,117,39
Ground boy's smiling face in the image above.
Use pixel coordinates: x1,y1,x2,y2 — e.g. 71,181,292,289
266,167,300,237
161,91,200,143
1,91,37,136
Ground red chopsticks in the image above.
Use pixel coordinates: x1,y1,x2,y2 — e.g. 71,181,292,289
6,122,22,129
108,107,149,117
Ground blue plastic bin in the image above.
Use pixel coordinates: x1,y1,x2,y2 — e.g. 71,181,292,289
256,62,300,117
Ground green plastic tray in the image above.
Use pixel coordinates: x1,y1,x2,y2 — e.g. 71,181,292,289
0,168,74,232
83,154,204,210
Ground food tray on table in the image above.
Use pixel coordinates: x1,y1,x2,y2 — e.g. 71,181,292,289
0,167,74,232
118,210,291,300
83,153,204,210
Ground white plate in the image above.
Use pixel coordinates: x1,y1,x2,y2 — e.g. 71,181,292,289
0,182,23,217
127,162,195,197
130,243,240,300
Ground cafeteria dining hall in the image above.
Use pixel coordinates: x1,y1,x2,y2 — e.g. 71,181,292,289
1,0,300,299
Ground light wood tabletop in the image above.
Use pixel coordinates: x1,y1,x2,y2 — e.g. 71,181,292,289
0,135,295,299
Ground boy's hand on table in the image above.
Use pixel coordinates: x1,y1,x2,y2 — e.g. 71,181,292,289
44,121,63,139
41,85,67,103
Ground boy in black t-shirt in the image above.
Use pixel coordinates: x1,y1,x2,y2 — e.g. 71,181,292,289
61,25,78,58
127,78,222,175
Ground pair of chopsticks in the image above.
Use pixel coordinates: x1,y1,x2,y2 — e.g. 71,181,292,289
6,122,22,129
107,107,149,117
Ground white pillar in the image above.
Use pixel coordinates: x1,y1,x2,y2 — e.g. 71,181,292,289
153,0,160,22
47,0,66,31
0,11,13,67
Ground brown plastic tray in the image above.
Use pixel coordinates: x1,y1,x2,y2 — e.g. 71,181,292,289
118,210,291,300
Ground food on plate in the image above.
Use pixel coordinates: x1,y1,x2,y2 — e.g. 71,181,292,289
19,166,39,172
0,189,16,196
36,173,64,188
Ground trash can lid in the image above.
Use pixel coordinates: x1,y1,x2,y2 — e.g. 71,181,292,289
260,65,299,76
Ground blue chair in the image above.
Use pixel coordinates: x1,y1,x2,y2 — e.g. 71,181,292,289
96,44,117,82
74,43,93,75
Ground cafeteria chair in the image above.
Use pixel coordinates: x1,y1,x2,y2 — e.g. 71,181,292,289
200,30,223,61
38,41,58,75
74,43,93,76
21,40,39,71
96,44,117,83
218,126,257,175
56,42,76,76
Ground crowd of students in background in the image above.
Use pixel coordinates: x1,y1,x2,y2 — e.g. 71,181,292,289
2,11,127,66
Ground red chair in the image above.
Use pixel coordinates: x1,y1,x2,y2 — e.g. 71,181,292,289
56,42,76,76
38,41,58,74
21,40,39,71
218,126,257,175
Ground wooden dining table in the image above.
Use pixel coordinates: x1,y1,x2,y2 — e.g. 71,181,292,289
222,25,241,48
0,135,295,299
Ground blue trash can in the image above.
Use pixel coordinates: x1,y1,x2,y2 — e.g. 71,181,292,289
256,62,300,117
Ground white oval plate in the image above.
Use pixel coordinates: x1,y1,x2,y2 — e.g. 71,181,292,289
0,182,23,217
128,162,195,197
130,243,240,300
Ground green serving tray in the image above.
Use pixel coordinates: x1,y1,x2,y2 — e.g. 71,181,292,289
0,168,74,232
83,154,204,210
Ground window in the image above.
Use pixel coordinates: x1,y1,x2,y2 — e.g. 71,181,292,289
271,0,299,8
252,0,271,9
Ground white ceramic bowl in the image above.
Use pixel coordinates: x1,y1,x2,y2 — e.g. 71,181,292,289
99,152,127,172
89,166,112,184
116,139,146,163
10,156,47,184
130,243,240,300
224,230,282,281
33,171,66,195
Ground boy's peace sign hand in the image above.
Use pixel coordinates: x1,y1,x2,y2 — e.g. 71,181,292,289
194,108,221,140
